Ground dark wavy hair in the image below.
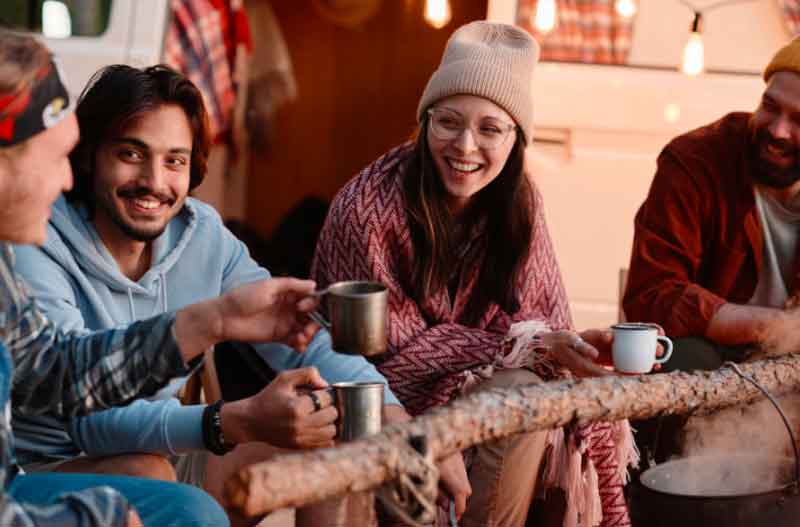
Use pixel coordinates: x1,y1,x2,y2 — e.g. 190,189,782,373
402,113,533,325
66,64,210,207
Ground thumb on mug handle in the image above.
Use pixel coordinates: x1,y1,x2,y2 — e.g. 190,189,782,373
654,336,673,365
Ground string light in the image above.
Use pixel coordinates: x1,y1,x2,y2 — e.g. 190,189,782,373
664,103,682,123
677,0,756,76
424,0,452,29
534,0,557,34
681,12,704,76
615,0,638,18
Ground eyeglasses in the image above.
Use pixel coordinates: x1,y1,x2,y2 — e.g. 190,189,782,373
427,107,517,149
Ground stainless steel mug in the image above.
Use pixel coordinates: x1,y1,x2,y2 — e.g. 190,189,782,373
331,382,383,441
309,281,388,357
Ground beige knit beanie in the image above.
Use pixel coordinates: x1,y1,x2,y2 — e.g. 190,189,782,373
764,37,800,82
417,21,540,144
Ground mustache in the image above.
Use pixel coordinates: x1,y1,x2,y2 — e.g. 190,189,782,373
756,129,796,155
117,186,176,205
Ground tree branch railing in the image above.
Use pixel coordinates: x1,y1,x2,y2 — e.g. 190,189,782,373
225,355,800,517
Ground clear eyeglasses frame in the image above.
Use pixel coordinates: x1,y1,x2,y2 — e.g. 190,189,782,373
426,107,517,150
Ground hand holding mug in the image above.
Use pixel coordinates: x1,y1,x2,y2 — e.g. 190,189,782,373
539,330,614,378
223,367,337,449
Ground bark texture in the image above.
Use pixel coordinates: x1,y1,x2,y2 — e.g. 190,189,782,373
225,356,800,516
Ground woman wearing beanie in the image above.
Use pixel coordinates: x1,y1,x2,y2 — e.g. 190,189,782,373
312,21,636,527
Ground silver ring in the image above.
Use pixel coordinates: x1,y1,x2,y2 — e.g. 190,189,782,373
308,392,322,413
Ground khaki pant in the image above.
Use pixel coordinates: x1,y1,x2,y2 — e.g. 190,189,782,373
295,492,376,527
306,369,556,527
460,368,551,527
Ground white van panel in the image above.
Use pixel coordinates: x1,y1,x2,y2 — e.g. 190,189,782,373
45,0,169,96
127,0,171,67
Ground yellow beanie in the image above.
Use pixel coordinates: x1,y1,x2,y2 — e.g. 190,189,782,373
764,37,800,81
417,21,540,144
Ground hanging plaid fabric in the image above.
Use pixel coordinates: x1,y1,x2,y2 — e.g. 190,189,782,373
208,0,253,68
517,0,635,65
164,0,236,142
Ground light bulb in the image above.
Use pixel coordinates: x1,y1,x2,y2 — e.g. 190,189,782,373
534,0,557,34
424,0,452,30
664,103,681,124
682,32,704,76
681,12,704,76
615,0,637,18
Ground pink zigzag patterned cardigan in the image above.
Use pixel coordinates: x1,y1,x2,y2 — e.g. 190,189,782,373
311,144,633,527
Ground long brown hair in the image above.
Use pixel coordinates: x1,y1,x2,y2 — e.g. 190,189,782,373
402,114,533,325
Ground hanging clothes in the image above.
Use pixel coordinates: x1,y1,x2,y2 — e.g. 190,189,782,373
164,0,252,143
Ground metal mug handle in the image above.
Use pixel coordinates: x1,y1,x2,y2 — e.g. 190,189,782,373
449,500,459,527
728,362,800,488
308,310,331,331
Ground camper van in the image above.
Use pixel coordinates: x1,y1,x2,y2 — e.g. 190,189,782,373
3,0,792,333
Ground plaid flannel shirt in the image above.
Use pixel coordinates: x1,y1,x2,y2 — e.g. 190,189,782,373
0,243,189,527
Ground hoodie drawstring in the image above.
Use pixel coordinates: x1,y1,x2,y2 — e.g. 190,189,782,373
160,272,168,314
127,288,137,320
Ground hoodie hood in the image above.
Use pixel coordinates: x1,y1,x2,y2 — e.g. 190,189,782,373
48,196,196,291
44,195,197,320
17,194,267,332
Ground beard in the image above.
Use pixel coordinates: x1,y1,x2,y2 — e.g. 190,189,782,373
749,125,800,189
96,185,177,243
108,209,167,243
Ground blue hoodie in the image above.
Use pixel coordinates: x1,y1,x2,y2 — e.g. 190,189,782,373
12,196,398,465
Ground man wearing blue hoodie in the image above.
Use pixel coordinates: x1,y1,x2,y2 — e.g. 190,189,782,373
10,64,446,524
7,66,424,516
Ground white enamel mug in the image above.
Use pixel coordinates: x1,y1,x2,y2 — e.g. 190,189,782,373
611,323,673,374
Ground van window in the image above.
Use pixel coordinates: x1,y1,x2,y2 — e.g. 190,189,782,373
0,0,113,38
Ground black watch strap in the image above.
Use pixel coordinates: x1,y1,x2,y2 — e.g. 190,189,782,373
202,399,235,456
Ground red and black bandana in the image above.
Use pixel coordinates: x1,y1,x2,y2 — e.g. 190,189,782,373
0,59,70,147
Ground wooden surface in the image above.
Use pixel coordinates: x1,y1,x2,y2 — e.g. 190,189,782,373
245,0,488,239
225,356,800,516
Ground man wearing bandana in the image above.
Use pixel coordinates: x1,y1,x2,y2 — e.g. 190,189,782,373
0,30,323,527
624,38,800,372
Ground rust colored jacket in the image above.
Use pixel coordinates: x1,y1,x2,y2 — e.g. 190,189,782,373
623,112,764,337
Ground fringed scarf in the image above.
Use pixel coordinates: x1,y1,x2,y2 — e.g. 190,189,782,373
311,144,635,526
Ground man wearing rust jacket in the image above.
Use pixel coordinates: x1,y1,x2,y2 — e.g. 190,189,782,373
624,38,800,372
